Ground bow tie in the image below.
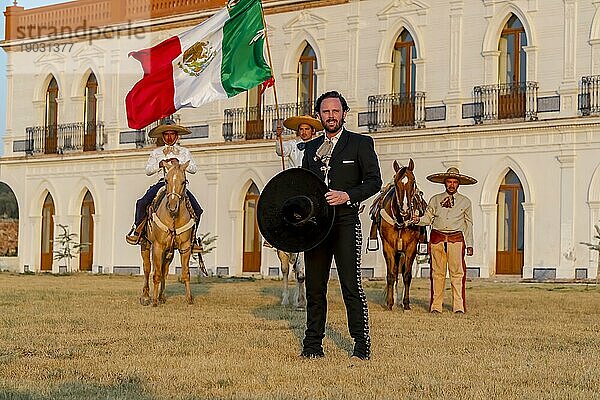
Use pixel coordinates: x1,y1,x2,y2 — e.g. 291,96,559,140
441,195,454,208
163,145,179,156
296,142,306,151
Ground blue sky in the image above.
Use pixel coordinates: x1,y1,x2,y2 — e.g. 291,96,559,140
0,0,63,155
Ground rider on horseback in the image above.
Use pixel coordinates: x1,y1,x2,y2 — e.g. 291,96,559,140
126,120,203,252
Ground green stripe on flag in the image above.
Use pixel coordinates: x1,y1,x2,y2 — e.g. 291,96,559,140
221,0,272,97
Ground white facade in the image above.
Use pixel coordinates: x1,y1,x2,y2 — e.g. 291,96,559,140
1,0,599,279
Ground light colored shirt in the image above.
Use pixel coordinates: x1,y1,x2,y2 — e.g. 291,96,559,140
418,191,474,247
145,144,198,177
275,137,304,169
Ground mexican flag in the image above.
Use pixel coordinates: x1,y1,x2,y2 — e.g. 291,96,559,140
125,0,273,130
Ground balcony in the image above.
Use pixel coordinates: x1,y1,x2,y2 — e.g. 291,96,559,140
223,102,314,141
579,75,600,116
24,122,105,155
473,82,538,123
365,92,426,132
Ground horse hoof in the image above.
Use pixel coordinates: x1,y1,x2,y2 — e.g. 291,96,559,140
187,297,194,305
139,297,151,306
152,302,158,307
403,304,411,311
159,297,166,304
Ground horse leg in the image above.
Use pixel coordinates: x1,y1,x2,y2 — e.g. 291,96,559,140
140,240,152,306
151,246,164,307
180,241,193,305
278,250,290,306
295,252,306,310
395,252,405,309
402,241,418,310
158,251,173,304
383,241,397,310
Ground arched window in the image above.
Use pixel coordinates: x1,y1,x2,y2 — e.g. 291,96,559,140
79,191,95,272
44,77,59,154
83,73,98,151
41,193,55,271
498,15,527,84
392,29,416,96
242,183,261,273
496,169,525,275
297,44,317,114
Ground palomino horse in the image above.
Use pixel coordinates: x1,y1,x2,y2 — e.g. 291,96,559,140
139,159,196,306
277,249,306,310
370,159,427,310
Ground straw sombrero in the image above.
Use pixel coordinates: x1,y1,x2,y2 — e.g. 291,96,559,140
148,119,191,138
426,167,477,185
283,115,323,132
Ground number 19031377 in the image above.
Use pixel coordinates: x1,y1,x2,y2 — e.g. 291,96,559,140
20,43,74,52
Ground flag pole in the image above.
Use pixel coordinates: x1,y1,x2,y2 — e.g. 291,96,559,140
260,4,285,171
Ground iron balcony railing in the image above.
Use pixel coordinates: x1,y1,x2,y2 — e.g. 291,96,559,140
579,75,600,116
25,122,105,154
366,92,426,132
473,81,538,123
223,101,314,141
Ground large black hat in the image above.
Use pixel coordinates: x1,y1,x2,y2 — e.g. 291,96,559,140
257,168,335,253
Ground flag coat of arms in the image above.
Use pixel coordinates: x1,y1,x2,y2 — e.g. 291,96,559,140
125,0,272,130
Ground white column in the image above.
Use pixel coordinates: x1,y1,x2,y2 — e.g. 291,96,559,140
448,1,464,95
559,0,578,117
480,203,497,277
102,176,117,273
557,154,576,276
376,63,394,95
522,202,535,279
346,10,360,104
228,209,244,275
204,172,219,270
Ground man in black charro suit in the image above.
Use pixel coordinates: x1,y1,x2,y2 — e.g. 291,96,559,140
301,91,382,361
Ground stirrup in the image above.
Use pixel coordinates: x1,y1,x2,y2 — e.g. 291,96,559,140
367,238,379,251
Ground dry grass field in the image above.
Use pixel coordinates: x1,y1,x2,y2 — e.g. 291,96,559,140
0,272,598,400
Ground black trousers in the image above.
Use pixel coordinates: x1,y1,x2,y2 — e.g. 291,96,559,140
134,181,203,226
303,213,371,358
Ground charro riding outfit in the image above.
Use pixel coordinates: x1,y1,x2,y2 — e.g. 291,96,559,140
417,167,476,313
301,127,382,360
126,121,203,247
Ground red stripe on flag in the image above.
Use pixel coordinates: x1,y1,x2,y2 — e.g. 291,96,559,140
125,37,182,130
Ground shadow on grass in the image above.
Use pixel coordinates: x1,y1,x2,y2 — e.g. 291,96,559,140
0,375,154,400
363,282,430,312
253,285,353,354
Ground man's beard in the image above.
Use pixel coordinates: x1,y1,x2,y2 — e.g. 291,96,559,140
322,118,344,134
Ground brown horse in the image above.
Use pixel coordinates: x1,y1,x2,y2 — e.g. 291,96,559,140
139,159,196,306
371,159,427,310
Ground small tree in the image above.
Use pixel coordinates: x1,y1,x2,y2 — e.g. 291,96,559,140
53,224,88,273
580,223,600,282
192,232,217,277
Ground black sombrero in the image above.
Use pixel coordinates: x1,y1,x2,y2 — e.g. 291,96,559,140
257,168,335,253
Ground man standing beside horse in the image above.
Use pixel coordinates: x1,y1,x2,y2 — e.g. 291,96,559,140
413,167,477,314
301,91,382,361
126,120,204,252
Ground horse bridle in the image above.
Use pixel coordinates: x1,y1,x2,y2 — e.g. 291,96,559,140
393,171,423,224
165,167,187,215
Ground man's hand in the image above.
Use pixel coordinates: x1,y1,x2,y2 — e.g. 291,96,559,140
325,190,350,206
276,125,283,137
411,215,420,224
466,247,473,256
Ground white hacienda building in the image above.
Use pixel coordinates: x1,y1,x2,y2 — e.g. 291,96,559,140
1,0,599,280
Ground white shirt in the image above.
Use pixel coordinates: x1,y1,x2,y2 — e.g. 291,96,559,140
275,137,305,169
145,144,198,177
